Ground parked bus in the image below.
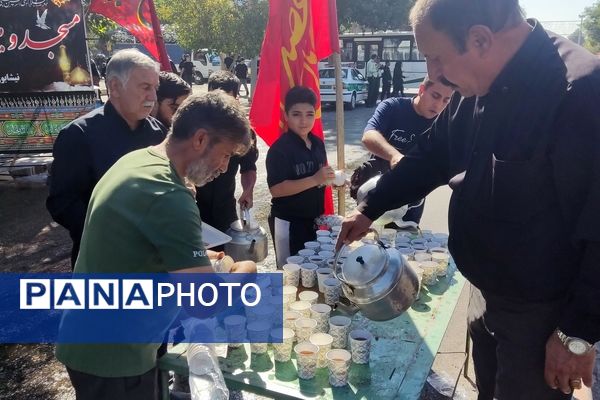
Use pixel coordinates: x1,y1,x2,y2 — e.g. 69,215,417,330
338,31,427,89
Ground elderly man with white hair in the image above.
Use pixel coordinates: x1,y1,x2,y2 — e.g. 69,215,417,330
47,48,166,268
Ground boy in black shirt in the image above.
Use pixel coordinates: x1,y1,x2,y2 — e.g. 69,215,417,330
266,87,334,267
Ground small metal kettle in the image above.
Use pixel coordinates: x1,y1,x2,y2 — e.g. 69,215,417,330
333,230,418,321
224,208,268,263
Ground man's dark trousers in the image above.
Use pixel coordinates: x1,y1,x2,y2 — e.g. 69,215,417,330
468,286,571,400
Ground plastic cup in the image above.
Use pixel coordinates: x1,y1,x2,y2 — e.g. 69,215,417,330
294,342,319,379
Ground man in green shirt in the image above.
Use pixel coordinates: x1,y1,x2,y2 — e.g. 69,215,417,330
56,91,254,400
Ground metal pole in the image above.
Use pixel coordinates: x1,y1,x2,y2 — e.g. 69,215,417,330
333,52,345,216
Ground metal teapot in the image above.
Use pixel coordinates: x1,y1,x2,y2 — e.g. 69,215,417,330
333,230,418,321
224,208,268,263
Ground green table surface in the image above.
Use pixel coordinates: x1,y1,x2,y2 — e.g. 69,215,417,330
158,265,466,400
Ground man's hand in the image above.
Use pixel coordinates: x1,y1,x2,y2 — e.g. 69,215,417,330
335,210,373,251
544,330,595,394
390,152,403,169
230,260,257,274
238,191,253,209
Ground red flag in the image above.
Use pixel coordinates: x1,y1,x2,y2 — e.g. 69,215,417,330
89,0,170,71
250,0,340,214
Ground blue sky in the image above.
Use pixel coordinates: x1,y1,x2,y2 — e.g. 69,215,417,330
519,0,597,21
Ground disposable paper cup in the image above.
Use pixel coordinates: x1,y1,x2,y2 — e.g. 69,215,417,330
294,317,318,342
326,349,352,387
283,263,301,286
318,250,335,259
333,170,347,186
320,244,335,252
317,237,333,245
282,285,298,303
323,277,342,306
294,342,319,379
310,303,332,333
269,270,285,288
349,329,372,364
414,252,432,262
298,249,315,258
420,261,438,286
224,315,246,347
286,256,305,266
300,263,318,288
328,315,351,349
247,321,271,354
308,255,325,268
283,310,302,330
271,327,295,362
412,244,428,254
298,290,319,305
310,332,334,368
316,268,333,292
289,300,312,318
431,252,450,276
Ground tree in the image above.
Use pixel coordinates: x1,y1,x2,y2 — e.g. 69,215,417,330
159,0,268,57
337,0,415,32
582,1,600,53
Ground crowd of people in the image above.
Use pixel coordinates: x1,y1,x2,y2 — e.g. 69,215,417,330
44,0,599,398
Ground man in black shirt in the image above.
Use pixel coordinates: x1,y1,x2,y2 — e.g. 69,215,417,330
195,71,258,249
179,54,194,86
234,57,249,97
151,71,191,128
47,49,165,268
338,1,599,399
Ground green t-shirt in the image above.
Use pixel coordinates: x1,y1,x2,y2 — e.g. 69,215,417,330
56,147,211,377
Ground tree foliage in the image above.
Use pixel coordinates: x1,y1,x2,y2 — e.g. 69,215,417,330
337,0,415,32
159,0,268,57
582,1,600,53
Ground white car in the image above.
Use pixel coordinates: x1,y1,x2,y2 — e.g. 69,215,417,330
319,67,368,110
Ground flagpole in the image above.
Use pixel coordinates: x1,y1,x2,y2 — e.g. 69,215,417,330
333,52,345,216
146,0,171,72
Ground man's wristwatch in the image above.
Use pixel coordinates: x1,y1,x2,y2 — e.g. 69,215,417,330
556,329,593,355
